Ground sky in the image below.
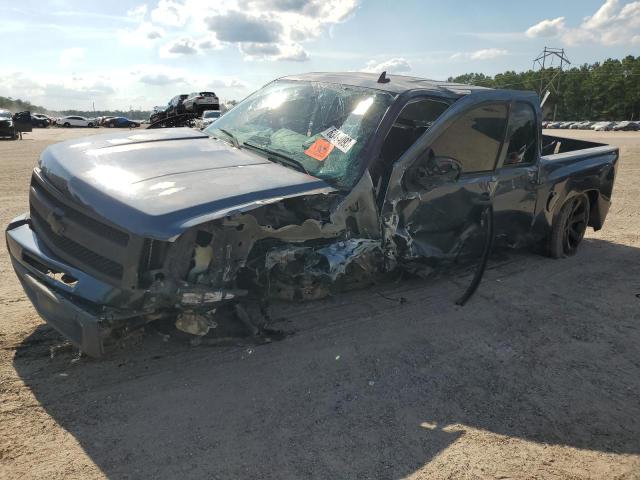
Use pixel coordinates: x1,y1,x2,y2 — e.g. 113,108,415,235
1,0,638,111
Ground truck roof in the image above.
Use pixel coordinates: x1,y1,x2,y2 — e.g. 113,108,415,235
280,72,538,102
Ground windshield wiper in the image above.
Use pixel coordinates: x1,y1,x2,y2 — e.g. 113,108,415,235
212,128,239,148
242,142,310,175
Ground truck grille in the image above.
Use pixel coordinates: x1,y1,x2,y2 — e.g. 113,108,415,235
30,210,124,279
31,180,129,246
29,173,143,286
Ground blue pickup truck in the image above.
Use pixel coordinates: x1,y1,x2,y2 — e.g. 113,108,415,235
6,72,619,356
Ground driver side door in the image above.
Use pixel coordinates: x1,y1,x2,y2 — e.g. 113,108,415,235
382,101,508,264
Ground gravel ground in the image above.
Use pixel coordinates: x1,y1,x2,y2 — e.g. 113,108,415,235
0,127,639,479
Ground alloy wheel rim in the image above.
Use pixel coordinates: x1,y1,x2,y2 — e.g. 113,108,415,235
563,197,588,253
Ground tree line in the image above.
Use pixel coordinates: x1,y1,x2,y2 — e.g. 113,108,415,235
448,55,640,121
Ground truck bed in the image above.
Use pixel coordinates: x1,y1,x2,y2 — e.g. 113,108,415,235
542,134,607,156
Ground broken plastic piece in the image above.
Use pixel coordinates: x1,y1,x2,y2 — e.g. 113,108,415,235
175,312,212,336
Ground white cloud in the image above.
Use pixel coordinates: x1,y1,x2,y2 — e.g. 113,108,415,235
199,37,223,50
362,57,412,74
162,37,198,56
119,21,164,45
140,73,184,86
526,17,566,37
200,0,358,61
525,0,640,46
116,0,359,62
209,78,248,89
0,63,250,111
450,49,508,61
59,48,85,68
127,4,148,21
151,0,189,26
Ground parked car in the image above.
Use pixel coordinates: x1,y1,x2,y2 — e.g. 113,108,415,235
197,110,221,129
56,116,95,128
593,121,615,131
104,117,141,128
546,122,561,129
167,94,189,117
612,121,640,131
6,72,620,357
31,113,50,127
0,110,32,139
0,109,18,138
183,91,220,115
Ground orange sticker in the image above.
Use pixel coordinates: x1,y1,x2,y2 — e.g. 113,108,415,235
304,138,334,161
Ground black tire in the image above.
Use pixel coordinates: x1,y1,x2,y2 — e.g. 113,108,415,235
548,194,590,258
13,128,19,140
88,122,94,128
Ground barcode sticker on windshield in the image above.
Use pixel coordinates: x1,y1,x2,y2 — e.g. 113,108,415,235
321,126,357,153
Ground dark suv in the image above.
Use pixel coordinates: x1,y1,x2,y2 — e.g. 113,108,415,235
167,94,189,117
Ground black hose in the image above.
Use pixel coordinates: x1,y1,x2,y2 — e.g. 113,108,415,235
456,203,494,306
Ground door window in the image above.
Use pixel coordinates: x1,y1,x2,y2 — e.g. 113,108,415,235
430,103,507,173
503,102,537,166
374,98,450,186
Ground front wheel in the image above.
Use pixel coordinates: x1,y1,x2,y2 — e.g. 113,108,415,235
63,122,71,127
87,123,94,128
548,194,590,258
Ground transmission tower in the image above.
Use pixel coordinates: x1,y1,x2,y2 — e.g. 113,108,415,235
533,47,571,120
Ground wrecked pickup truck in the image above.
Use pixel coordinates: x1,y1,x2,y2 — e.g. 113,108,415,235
6,72,619,357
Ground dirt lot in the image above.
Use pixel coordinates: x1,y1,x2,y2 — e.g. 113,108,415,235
1,127,639,479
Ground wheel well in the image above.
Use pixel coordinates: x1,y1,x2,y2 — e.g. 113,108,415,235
585,189,601,229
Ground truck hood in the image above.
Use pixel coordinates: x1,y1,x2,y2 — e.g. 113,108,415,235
38,128,335,240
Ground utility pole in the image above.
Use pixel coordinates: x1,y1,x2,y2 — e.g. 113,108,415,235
533,47,571,121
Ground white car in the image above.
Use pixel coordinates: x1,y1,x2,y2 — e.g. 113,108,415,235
183,91,220,115
56,116,95,128
593,121,615,131
197,110,221,129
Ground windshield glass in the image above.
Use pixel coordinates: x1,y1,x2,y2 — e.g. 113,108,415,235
203,111,220,118
204,80,396,189
0,111,11,118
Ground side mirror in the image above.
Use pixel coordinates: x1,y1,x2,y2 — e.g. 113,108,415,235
404,152,462,192
428,156,462,181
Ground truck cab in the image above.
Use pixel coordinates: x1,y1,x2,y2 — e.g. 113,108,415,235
5,72,619,356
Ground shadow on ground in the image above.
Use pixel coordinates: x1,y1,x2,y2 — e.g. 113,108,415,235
12,239,640,478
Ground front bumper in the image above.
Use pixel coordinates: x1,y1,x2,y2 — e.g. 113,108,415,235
6,214,129,357
0,125,15,137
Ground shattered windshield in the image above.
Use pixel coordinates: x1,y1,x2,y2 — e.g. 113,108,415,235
0,111,11,118
204,80,396,189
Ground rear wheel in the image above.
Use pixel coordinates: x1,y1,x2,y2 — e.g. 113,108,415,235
548,194,590,258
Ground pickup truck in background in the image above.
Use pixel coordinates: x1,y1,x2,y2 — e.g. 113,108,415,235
6,72,619,356
0,110,32,139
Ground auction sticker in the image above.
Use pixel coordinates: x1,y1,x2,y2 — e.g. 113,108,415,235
321,126,357,153
304,138,334,161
